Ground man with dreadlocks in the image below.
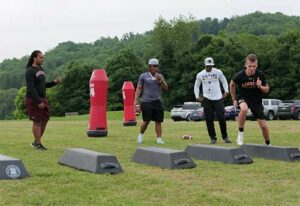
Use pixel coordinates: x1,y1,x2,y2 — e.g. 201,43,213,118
25,50,60,150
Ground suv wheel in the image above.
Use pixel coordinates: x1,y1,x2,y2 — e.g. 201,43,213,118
267,111,274,120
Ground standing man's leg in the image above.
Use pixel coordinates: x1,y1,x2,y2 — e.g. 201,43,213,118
155,121,164,144
236,101,248,145
155,122,162,138
214,100,231,143
203,99,217,143
31,121,47,150
154,101,164,144
40,120,48,137
32,121,42,144
140,121,150,134
137,102,151,144
137,121,149,144
41,101,50,138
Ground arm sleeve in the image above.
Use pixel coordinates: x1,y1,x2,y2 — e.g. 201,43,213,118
232,73,238,84
194,74,202,99
219,71,229,93
46,81,56,88
25,69,41,104
138,74,144,88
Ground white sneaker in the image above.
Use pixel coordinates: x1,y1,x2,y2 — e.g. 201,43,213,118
156,138,165,144
137,134,143,144
236,132,244,145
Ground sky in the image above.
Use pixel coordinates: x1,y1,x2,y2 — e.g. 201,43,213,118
0,0,299,61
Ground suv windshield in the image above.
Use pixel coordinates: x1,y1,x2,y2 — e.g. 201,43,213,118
283,100,295,103
182,104,201,110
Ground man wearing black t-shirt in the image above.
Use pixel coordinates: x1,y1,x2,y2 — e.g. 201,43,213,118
230,54,270,145
25,50,60,150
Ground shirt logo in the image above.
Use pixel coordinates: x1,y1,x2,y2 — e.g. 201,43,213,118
36,70,45,77
241,81,256,88
202,74,218,82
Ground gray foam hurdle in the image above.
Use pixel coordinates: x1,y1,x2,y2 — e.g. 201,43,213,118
58,148,123,174
241,144,300,161
185,144,253,164
132,147,196,169
0,154,30,179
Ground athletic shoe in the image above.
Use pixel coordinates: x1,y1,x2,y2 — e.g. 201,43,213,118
31,141,38,148
210,137,217,144
236,132,244,145
137,134,143,144
36,143,47,150
156,138,165,144
223,138,232,144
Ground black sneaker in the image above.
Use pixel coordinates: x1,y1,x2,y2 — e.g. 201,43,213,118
31,141,38,148
223,138,232,144
36,143,47,150
210,138,217,144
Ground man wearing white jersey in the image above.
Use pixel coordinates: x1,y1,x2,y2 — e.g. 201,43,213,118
194,57,231,144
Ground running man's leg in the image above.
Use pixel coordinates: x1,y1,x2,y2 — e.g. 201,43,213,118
237,100,248,129
257,119,270,145
250,102,271,145
236,100,248,145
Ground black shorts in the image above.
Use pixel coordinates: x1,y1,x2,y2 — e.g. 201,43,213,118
141,100,164,122
238,99,265,120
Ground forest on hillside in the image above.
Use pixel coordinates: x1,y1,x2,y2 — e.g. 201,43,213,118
1,11,300,119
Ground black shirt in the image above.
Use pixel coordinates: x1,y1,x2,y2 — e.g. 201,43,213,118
232,69,267,103
25,66,55,104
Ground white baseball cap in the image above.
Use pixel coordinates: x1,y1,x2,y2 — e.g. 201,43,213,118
204,57,214,66
148,58,159,65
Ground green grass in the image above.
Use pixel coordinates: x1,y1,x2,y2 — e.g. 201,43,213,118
0,112,299,206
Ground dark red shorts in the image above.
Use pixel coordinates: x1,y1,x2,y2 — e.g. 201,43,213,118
25,97,50,122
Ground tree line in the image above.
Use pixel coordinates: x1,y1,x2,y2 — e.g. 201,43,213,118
0,11,300,119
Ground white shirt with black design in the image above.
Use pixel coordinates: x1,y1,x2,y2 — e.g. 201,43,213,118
194,68,228,101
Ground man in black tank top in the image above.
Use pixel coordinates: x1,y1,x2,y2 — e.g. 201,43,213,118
230,54,271,146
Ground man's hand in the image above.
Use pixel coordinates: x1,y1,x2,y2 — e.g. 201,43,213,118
135,104,141,113
256,77,262,89
233,100,238,111
134,99,139,107
54,77,61,84
197,96,204,102
223,92,228,99
155,73,163,83
38,103,45,109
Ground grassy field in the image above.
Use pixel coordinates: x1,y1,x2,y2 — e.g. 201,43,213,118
0,111,299,206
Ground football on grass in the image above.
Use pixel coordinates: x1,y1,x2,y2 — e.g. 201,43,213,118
182,135,192,140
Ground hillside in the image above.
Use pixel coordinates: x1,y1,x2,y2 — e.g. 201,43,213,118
1,12,300,119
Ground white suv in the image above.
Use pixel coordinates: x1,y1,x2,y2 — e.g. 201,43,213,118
247,99,282,120
262,99,282,120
